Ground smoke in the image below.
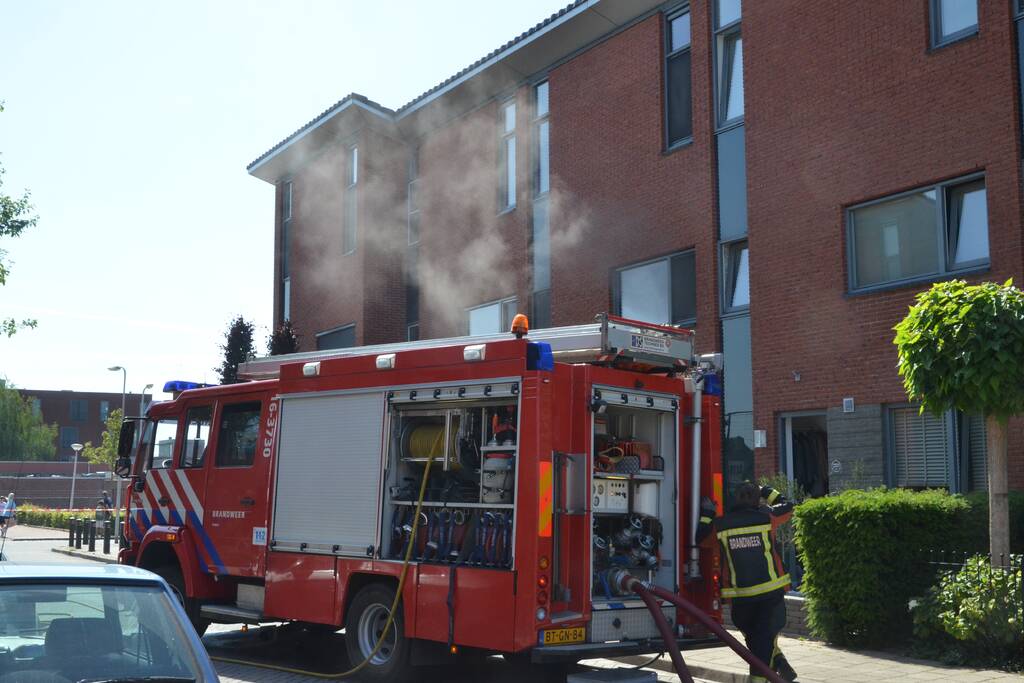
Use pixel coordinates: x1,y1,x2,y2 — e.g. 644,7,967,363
281,88,595,344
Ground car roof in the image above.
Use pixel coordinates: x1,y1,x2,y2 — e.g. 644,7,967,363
0,564,163,584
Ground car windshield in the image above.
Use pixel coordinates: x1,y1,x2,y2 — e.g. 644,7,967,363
0,581,201,682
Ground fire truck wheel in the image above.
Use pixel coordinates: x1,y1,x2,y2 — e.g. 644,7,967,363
344,584,411,681
156,564,210,637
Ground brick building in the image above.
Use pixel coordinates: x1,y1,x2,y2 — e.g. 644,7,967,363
247,0,1024,496
17,390,145,460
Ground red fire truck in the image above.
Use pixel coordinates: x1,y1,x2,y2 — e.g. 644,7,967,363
115,315,724,679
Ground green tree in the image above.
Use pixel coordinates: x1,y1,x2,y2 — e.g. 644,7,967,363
216,315,256,384
267,319,299,356
82,408,122,471
894,279,1024,565
0,102,39,337
0,379,56,460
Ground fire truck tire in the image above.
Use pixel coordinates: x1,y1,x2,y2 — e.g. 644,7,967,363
344,584,412,682
156,564,210,637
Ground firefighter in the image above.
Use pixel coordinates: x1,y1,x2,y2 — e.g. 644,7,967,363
697,482,798,683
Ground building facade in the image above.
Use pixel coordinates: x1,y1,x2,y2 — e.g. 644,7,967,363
18,390,145,460
248,0,1024,496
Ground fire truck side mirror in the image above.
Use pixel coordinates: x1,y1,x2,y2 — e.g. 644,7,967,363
115,421,136,478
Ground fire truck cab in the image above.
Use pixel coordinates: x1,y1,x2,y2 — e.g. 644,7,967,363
117,315,724,679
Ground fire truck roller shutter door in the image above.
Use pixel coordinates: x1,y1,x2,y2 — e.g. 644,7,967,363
271,391,387,555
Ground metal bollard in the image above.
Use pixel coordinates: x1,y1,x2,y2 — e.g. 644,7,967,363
68,519,75,548
103,520,112,555
74,519,83,549
87,522,96,552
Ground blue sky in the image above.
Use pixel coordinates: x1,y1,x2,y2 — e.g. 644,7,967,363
0,0,566,400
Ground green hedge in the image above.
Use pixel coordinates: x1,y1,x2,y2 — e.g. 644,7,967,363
795,489,967,647
17,507,106,530
795,489,1024,648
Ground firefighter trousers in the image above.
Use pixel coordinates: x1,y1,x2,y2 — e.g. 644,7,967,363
730,593,796,681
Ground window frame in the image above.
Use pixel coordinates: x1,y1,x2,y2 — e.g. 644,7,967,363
613,250,697,327
343,146,358,255
720,238,749,315
664,5,694,149
846,173,988,293
499,100,517,212
316,323,356,350
929,0,979,49
467,296,518,336
714,0,743,131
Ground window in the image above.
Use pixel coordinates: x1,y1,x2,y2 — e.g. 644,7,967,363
468,297,517,335
722,240,749,312
888,407,988,492
215,402,261,467
890,406,951,488
408,147,420,245
282,277,291,322
281,181,293,323
715,0,743,128
406,246,419,339
99,400,110,422
500,102,516,210
930,0,978,47
961,413,988,492
407,324,420,342
30,399,40,417
615,251,696,326
534,83,550,196
665,8,693,146
317,324,356,350
60,426,79,449
149,418,178,470
180,406,211,469
532,82,551,327
69,399,87,422
848,176,987,291
343,146,357,254
281,180,292,278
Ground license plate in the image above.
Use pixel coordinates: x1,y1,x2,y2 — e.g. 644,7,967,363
540,626,586,645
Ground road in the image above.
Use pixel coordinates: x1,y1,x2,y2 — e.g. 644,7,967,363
2,528,698,683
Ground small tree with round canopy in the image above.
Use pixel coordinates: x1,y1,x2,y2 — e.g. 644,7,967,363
894,279,1024,566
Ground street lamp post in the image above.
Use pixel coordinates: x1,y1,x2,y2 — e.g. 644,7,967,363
70,443,84,510
139,383,153,416
108,366,127,539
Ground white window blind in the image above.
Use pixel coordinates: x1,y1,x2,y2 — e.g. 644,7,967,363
891,407,950,488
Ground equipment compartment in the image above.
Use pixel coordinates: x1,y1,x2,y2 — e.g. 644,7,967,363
590,395,677,601
381,392,518,568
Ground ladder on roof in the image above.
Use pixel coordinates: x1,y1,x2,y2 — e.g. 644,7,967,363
237,314,695,380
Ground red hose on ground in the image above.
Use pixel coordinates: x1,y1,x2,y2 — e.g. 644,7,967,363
632,583,694,683
644,583,786,683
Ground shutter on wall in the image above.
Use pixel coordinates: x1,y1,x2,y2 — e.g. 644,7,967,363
968,414,988,492
892,407,949,488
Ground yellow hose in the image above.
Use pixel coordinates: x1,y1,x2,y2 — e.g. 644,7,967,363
210,430,440,678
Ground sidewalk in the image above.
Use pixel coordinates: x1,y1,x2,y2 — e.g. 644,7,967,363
6,524,119,564
621,632,1023,682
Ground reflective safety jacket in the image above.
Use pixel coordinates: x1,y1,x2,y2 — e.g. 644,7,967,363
696,489,793,602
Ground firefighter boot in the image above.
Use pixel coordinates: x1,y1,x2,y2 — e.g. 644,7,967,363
773,654,798,682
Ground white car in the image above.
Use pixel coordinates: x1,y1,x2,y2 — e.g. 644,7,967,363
0,563,219,682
